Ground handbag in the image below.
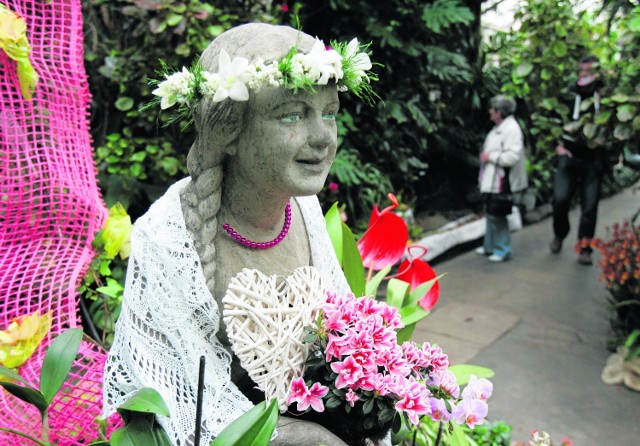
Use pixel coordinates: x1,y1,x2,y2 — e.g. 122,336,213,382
485,191,513,216
485,166,513,217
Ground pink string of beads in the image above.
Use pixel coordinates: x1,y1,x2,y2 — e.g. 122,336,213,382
222,202,292,249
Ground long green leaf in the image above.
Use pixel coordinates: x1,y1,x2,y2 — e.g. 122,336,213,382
399,304,429,326
395,324,416,344
110,415,171,446
246,399,279,446
448,364,495,386
211,399,278,446
405,274,444,307
39,328,83,405
117,388,170,417
386,278,409,309
341,223,365,297
365,265,391,297
0,365,32,387
448,422,470,446
0,382,47,415
324,202,343,264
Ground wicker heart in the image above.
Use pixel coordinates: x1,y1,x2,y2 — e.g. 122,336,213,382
222,266,325,410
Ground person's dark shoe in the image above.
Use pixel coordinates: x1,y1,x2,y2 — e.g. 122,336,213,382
577,251,592,265
549,238,563,254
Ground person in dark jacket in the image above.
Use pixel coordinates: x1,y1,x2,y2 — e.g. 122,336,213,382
549,55,608,265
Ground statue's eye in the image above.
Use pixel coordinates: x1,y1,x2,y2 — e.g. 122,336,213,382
280,113,301,123
323,112,336,121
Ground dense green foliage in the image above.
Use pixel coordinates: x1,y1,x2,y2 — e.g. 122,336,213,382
83,1,639,223
485,0,640,201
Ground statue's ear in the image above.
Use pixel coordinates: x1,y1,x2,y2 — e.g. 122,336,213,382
188,101,244,174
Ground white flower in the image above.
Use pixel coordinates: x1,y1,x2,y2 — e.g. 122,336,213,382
299,39,344,85
199,71,220,97
152,67,195,109
344,38,372,82
212,49,252,102
248,60,283,89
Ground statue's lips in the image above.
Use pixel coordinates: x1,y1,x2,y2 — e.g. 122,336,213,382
296,159,327,172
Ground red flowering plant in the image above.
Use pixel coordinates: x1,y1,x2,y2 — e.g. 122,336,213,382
592,212,640,348
284,195,494,446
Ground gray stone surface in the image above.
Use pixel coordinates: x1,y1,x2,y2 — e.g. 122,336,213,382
412,184,640,446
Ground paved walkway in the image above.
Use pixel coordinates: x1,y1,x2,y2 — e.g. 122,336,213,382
412,184,640,445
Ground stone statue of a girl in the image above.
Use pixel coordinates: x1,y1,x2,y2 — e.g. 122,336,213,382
103,23,379,446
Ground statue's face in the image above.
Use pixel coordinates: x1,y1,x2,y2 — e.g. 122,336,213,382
228,84,339,197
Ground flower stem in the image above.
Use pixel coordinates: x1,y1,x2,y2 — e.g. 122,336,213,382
0,427,48,446
41,411,50,444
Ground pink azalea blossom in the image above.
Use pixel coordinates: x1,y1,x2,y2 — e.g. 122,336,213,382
331,355,364,389
287,377,308,405
452,399,488,429
395,378,431,424
421,342,449,375
345,389,359,407
287,378,329,412
308,382,330,412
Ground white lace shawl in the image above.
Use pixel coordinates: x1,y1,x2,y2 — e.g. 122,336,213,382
103,178,350,446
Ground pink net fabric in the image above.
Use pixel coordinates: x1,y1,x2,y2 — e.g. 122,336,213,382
1,0,110,444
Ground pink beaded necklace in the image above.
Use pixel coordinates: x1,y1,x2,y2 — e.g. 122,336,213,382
222,202,292,249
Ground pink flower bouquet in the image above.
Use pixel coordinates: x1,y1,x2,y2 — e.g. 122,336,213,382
287,290,492,446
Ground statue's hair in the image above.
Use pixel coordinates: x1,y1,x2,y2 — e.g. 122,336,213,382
179,23,316,292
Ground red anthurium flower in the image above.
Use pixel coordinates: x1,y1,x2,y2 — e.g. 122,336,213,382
357,193,409,271
396,245,440,311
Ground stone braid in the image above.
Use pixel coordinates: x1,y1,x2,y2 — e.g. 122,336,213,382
180,101,240,294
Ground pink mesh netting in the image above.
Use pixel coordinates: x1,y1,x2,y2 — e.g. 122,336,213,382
1,0,111,444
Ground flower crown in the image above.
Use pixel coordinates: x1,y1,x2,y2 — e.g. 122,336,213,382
146,37,379,125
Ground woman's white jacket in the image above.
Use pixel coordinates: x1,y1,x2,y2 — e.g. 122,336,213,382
478,115,528,194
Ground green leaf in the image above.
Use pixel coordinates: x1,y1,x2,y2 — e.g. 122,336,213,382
115,97,134,111
363,397,375,415
552,40,567,57
514,62,533,78
325,202,343,264
399,305,429,326
0,365,32,387
386,278,409,309
616,104,636,122
594,109,612,125
378,408,396,423
165,13,183,27
540,68,551,80
448,364,495,386
448,422,470,446
39,328,83,405
406,275,442,307
129,151,147,162
211,399,278,446
582,122,597,139
110,415,172,446
365,265,391,297
396,324,416,344
117,388,170,417
422,0,474,34
341,223,365,297
96,277,124,299
614,124,632,140
0,382,47,415
243,399,279,446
